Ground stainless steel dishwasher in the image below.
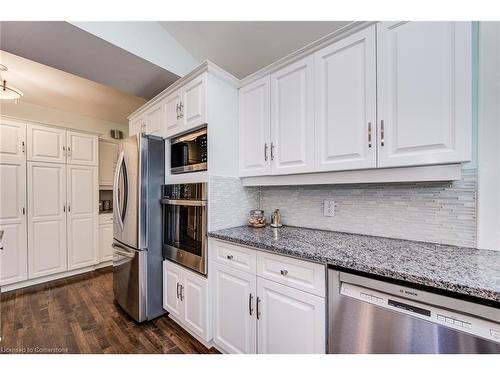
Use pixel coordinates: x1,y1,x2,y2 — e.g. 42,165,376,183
328,269,500,353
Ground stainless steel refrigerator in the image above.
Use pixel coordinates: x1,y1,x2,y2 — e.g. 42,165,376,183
112,133,165,322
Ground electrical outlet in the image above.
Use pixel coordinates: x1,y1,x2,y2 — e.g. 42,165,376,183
323,200,335,217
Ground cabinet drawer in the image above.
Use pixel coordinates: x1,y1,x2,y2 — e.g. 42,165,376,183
211,239,256,274
99,213,114,225
257,251,325,297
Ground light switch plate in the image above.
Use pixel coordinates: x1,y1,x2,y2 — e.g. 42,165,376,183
323,200,335,217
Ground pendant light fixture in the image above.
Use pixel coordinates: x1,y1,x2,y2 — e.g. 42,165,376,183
0,64,23,103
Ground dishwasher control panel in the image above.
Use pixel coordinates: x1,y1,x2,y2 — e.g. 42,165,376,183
340,282,500,343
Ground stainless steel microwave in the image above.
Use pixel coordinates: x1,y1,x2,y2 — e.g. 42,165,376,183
170,127,207,174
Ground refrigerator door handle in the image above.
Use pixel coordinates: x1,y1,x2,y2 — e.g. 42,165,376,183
113,150,126,232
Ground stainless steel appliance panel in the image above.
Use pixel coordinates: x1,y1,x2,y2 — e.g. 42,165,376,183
328,269,500,354
112,240,147,322
161,183,207,275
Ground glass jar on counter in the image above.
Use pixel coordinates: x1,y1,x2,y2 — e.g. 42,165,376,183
248,209,266,228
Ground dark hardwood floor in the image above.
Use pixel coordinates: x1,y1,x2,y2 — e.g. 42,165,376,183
0,267,218,354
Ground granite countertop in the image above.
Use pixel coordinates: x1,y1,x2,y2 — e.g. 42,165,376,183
208,225,500,303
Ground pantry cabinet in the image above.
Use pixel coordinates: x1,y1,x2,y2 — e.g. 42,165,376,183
376,21,472,167
66,165,98,270
0,119,27,285
163,260,211,342
314,25,377,171
213,262,257,354
238,76,271,177
27,123,66,163
210,238,326,354
28,162,67,278
238,21,472,179
66,131,98,166
270,56,315,175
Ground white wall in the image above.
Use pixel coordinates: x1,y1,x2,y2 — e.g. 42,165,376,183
0,101,128,140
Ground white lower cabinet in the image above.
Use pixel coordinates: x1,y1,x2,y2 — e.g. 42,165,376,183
210,238,326,354
98,214,114,263
257,277,325,354
163,260,211,343
213,262,257,354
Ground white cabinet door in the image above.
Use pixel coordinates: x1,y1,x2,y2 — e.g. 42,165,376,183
377,21,472,167
163,261,184,321
28,162,67,278
99,222,113,262
0,119,26,164
239,76,271,177
182,269,210,341
182,73,207,131
0,156,27,285
257,277,325,354
270,55,315,175
165,90,183,138
66,131,98,166
145,102,164,136
98,139,119,186
213,262,257,354
27,124,66,163
67,165,98,270
314,26,377,171
129,116,144,136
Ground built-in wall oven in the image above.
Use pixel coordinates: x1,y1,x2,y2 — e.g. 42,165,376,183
170,127,207,174
161,183,207,275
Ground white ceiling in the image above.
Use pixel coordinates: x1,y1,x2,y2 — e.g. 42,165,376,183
0,50,146,124
160,21,352,79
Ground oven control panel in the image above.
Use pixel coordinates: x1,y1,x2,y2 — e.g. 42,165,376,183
340,282,500,343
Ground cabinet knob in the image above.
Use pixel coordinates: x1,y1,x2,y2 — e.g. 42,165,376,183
226,254,234,260
280,269,288,276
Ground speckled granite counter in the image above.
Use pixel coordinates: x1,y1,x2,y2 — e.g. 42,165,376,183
208,225,500,303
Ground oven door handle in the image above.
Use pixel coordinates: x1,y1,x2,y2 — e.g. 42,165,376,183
160,199,206,207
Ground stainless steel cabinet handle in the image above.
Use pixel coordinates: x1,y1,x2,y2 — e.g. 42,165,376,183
264,143,268,162
68,203,71,212
249,293,254,316
68,146,72,157
256,297,261,320
22,207,25,215
176,103,180,119
280,269,288,276
63,204,66,212
22,141,25,153
226,254,234,260
63,146,66,156
380,120,385,147
176,282,180,299
180,285,184,301
368,122,372,148
270,142,275,161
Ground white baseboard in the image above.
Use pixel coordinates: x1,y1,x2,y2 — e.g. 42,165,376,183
1,262,112,293
166,313,214,350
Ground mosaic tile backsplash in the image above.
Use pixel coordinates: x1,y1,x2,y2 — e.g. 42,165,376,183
259,169,477,247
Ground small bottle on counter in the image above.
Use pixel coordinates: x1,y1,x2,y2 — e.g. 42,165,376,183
270,208,282,228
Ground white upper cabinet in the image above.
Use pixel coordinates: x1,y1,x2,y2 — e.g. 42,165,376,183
239,76,271,177
270,56,315,175
66,165,98,270
66,131,98,166
144,102,164,136
182,73,207,130
99,139,119,187
0,119,26,164
376,21,472,167
28,162,67,278
314,25,377,171
27,123,66,163
129,116,145,136
164,90,183,138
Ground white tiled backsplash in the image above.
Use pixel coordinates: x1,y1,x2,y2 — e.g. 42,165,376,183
209,170,477,248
